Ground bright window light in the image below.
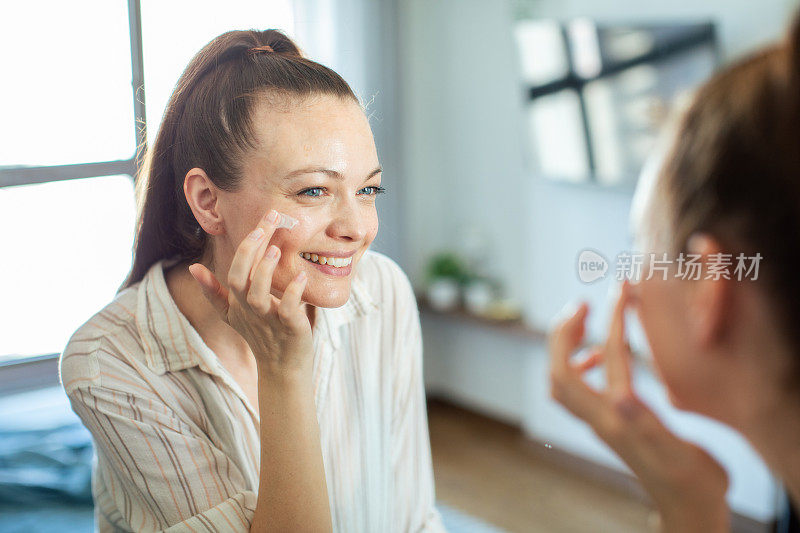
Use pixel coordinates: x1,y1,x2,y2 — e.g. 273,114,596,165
141,0,296,146
0,175,136,363
0,1,135,166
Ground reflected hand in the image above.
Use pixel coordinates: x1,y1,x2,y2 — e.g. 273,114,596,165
548,281,729,533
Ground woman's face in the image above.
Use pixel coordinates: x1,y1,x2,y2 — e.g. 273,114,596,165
629,160,719,414
217,94,381,308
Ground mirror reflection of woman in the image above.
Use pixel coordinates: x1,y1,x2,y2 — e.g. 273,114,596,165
550,13,800,533
59,30,445,532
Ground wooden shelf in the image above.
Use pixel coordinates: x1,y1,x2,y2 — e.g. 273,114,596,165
416,295,547,342
417,294,653,369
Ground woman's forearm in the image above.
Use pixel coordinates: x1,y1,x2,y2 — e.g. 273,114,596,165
250,364,332,533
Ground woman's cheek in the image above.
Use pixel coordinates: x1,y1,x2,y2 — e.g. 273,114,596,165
365,210,379,244
271,208,316,256
637,277,690,408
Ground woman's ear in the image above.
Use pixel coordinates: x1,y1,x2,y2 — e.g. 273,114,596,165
685,233,732,349
184,168,224,235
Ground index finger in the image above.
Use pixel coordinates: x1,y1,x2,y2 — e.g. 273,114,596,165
228,210,280,296
604,281,633,393
249,210,282,282
548,302,605,424
548,301,589,375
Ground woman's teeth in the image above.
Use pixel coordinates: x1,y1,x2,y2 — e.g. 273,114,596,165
300,252,353,268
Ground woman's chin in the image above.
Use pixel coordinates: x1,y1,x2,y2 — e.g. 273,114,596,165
304,287,351,309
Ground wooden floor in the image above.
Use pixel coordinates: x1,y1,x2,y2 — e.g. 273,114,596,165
427,398,659,533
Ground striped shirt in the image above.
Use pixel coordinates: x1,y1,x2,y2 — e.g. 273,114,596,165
59,250,446,532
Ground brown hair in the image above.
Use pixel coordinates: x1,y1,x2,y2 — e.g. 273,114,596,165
118,29,358,292
658,13,800,358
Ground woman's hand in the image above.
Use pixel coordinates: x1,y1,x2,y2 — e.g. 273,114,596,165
188,209,313,377
548,281,730,533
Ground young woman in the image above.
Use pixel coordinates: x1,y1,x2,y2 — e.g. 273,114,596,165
59,30,445,532
549,13,800,533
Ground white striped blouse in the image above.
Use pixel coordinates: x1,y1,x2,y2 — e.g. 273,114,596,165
59,250,446,532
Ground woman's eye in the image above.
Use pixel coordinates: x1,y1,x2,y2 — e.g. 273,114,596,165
299,187,325,197
358,186,386,196
298,186,385,198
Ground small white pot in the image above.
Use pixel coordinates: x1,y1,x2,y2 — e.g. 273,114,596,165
463,280,493,316
426,278,460,311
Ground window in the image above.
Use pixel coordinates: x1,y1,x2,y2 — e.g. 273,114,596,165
0,176,136,363
0,0,295,365
514,19,719,186
0,2,135,167
141,0,295,145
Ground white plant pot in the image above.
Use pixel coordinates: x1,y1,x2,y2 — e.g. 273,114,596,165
427,278,460,311
463,280,493,315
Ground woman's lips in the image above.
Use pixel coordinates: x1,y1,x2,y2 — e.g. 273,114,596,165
302,255,353,277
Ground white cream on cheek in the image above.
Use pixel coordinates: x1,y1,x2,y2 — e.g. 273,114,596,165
283,211,321,254
268,210,313,272
275,212,298,230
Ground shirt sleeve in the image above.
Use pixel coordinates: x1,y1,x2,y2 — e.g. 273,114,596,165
67,382,257,532
391,272,448,533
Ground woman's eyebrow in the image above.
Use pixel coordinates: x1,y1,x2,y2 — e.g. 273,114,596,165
282,166,382,181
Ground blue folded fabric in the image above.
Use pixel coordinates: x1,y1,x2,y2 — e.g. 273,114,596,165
0,387,94,505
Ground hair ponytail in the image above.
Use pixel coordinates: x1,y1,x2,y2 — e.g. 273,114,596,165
117,29,357,293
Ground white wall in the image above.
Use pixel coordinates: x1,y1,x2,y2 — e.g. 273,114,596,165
399,0,794,522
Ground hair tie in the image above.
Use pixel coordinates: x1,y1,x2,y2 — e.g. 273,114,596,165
248,45,274,56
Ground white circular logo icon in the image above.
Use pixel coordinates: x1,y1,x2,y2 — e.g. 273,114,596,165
577,249,608,283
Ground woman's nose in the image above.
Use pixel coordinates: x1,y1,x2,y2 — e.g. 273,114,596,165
326,200,368,241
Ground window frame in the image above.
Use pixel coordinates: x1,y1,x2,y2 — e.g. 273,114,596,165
0,0,146,390
524,21,719,185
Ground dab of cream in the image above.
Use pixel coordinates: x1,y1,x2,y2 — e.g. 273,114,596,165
275,212,298,230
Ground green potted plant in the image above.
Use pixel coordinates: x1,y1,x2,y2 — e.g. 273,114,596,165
425,252,469,310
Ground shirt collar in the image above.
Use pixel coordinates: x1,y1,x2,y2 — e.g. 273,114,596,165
136,256,380,375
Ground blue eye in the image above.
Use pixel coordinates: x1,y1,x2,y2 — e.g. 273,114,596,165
299,187,325,197
358,186,386,196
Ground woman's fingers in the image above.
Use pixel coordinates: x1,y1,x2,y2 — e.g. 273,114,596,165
551,372,603,424
248,245,281,314
228,210,279,303
249,210,280,282
604,281,633,394
228,227,268,297
574,347,604,373
549,302,589,375
188,263,230,320
548,302,604,424
277,271,308,328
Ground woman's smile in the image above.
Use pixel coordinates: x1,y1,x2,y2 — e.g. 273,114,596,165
298,250,357,277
